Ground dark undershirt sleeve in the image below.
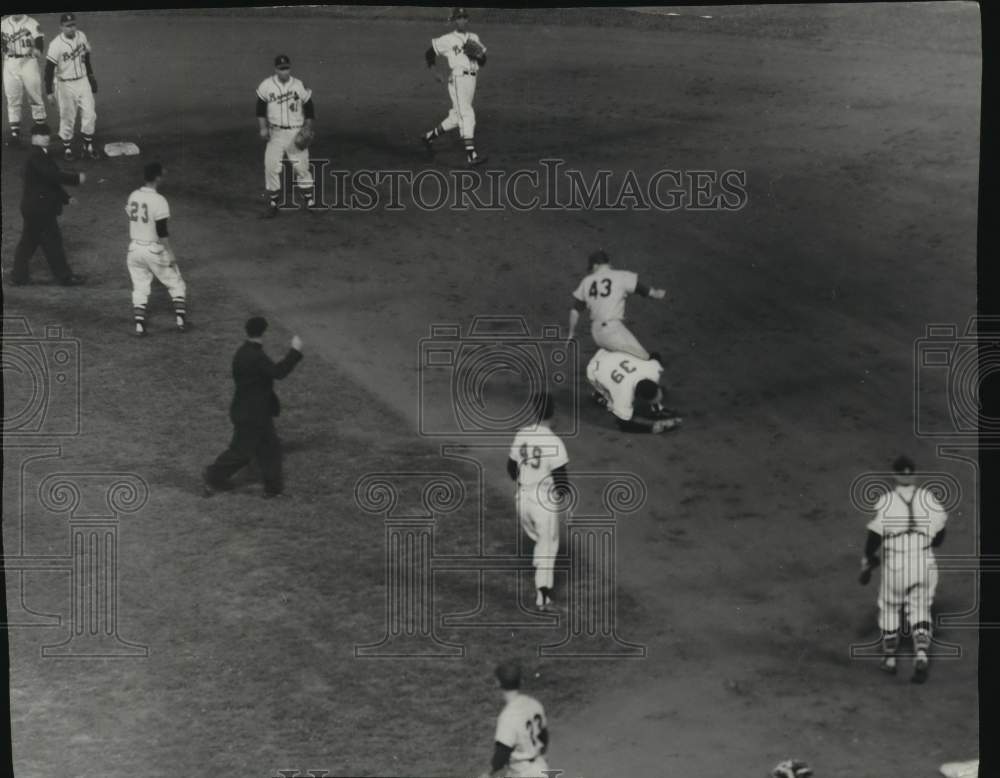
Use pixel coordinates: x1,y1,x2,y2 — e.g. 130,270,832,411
931,528,946,547
864,529,883,559
303,98,315,120
490,742,513,773
83,52,94,77
572,298,587,312
155,218,168,238
635,281,650,297
256,97,267,117
507,458,519,482
425,46,436,67
44,60,55,93
550,466,569,498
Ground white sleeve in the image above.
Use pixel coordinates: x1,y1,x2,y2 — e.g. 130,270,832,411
572,278,587,302
31,20,43,38
509,433,522,463
255,79,269,101
81,32,91,53
624,270,638,294
431,34,449,56
150,195,170,223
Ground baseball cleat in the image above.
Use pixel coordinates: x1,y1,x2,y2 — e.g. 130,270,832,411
591,391,608,408
134,322,147,337
63,146,75,161
911,650,929,684
467,154,488,166
175,317,188,333
879,655,897,675
83,144,100,160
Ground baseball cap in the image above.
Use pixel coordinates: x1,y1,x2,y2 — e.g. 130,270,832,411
892,455,916,475
245,316,269,337
494,660,521,690
274,54,291,69
450,7,469,20
60,13,77,24
588,249,611,267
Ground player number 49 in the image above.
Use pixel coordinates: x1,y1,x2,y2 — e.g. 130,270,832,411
525,714,544,746
519,444,542,470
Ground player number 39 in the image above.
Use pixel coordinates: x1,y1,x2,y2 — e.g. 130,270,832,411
610,359,636,384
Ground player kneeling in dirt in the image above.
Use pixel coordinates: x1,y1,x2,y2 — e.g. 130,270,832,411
586,348,681,433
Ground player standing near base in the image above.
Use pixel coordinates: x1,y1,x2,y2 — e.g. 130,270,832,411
1,13,47,144
507,392,569,612
45,13,99,161
477,661,551,778
256,54,316,217
858,456,948,683
421,7,487,166
125,162,188,336
567,250,668,360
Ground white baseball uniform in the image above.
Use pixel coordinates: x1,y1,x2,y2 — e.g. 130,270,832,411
46,30,95,142
867,484,948,634
509,423,568,594
573,266,651,359
2,15,47,126
257,74,314,195
125,186,186,319
494,692,550,778
431,29,484,141
586,348,663,422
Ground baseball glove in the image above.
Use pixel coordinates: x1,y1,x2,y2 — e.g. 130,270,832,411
462,38,485,61
772,760,813,778
293,126,314,151
858,556,880,586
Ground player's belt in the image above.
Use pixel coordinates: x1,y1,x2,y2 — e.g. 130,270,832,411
58,75,85,81
269,124,303,130
10,54,35,58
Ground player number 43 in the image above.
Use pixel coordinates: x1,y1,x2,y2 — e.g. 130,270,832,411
610,359,636,384
588,278,612,298
128,201,150,223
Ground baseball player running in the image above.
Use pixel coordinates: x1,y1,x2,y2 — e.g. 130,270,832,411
45,13,98,160
125,162,188,336
587,349,682,433
507,392,569,612
567,250,667,360
421,7,487,166
256,54,316,217
477,661,551,778
858,456,948,683
2,13,47,144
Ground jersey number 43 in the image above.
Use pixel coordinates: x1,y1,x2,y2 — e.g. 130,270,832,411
588,278,612,298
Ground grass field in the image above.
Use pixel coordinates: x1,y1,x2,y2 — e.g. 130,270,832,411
2,5,981,777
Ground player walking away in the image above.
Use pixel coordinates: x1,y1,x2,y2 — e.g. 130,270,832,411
858,456,948,683
45,14,98,161
507,392,570,612
203,318,303,499
587,348,682,433
422,7,487,166
10,123,86,286
2,13,47,144
567,250,667,360
125,162,187,336
256,54,316,218
477,661,551,778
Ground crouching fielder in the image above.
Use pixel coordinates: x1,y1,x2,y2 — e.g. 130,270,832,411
858,455,948,683
125,162,187,336
587,348,681,433
507,392,569,612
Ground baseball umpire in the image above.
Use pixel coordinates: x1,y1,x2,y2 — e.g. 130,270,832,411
203,317,303,498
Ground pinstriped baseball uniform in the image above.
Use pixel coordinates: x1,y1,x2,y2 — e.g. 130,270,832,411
2,15,47,127
46,29,96,143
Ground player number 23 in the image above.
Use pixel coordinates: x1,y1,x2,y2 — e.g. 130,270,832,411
128,201,149,223
519,443,542,470
610,359,636,384
524,713,544,747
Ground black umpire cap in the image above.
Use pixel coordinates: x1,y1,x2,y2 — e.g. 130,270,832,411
245,317,269,337
274,54,291,69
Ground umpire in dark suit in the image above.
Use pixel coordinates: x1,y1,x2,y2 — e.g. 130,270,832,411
203,317,304,498
11,123,86,286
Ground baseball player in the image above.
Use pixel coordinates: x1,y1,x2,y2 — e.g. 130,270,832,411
45,13,98,160
567,250,667,360
858,456,948,683
256,54,316,217
2,13,47,144
421,7,487,166
477,661,550,778
507,392,569,611
586,348,682,433
125,162,187,336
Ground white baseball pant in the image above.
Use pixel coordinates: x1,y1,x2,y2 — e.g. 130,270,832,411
592,319,649,360
264,126,313,193
877,561,938,633
127,242,186,307
517,488,559,592
3,56,47,124
505,755,550,778
55,76,95,141
440,71,476,139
